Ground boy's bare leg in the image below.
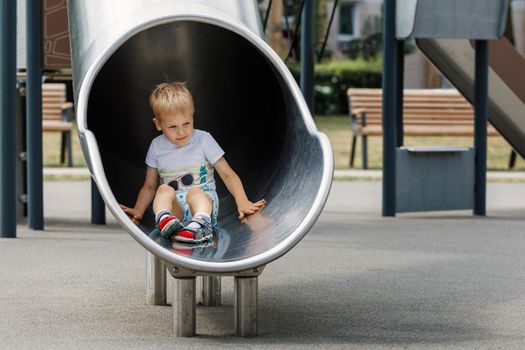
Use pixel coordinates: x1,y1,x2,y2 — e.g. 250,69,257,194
153,184,183,220
186,187,212,217
153,185,184,237
176,187,214,243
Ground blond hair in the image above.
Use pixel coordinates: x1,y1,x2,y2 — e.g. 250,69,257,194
149,82,195,117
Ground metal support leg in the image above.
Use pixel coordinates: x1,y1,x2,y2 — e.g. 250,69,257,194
16,84,26,224
396,40,405,148
0,0,17,237
234,276,258,337
91,179,106,225
381,0,398,217
300,0,314,113
26,0,44,230
200,276,221,306
166,272,173,306
474,40,488,216
146,252,166,305
173,277,196,337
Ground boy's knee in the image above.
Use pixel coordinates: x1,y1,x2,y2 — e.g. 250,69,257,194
157,184,175,195
187,187,212,203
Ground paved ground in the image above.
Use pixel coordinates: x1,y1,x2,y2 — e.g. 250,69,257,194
1,180,525,349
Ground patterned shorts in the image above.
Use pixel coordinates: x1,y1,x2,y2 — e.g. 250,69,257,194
176,187,219,227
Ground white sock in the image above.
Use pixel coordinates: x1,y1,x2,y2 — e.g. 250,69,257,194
187,212,211,229
155,209,172,224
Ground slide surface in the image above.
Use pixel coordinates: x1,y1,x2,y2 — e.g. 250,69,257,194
416,37,525,157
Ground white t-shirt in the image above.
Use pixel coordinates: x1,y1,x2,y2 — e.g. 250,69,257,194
145,129,224,192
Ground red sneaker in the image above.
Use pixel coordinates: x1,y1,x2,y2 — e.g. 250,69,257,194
174,216,214,243
158,216,184,239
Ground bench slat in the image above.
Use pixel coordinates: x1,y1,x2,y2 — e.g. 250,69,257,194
351,102,473,109
41,83,72,132
361,125,499,136
40,83,74,166
42,120,73,132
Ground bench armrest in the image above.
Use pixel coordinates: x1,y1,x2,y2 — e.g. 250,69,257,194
349,108,367,132
61,102,75,123
351,107,366,116
61,102,73,110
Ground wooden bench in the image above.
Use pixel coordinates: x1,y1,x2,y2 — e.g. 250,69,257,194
347,88,500,169
42,83,74,167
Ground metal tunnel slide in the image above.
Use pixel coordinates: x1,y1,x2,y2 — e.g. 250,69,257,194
68,0,333,275
416,37,525,158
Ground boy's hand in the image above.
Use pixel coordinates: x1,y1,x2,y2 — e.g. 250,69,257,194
237,199,266,221
119,204,143,225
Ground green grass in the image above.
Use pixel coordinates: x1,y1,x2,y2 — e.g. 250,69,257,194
315,57,383,74
43,125,86,168
288,57,383,74
314,115,525,171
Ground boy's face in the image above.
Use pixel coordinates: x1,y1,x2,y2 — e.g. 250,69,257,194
153,111,194,147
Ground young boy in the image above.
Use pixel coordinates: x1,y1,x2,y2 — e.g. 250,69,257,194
120,82,265,243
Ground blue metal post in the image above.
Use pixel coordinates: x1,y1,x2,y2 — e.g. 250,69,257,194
382,0,398,216
26,0,44,229
0,0,17,238
300,0,314,113
474,40,488,216
396,40,404,147
91,179,106,225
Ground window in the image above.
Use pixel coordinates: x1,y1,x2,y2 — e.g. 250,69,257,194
339,3,356,36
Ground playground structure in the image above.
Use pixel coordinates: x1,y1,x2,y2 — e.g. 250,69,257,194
415,36,525,158
67,0,333,337
381,0,525,216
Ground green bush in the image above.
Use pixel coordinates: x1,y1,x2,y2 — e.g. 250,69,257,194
287,58,382,115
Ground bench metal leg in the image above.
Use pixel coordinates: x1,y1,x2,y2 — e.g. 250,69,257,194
362,135,368,169
60,132,66,165
173,277,196,337
509,149,517,169
349,135,357,168
234,276,258,337
60,131,73,167
146,252,167,305
66,131,73,167
199,276,221,306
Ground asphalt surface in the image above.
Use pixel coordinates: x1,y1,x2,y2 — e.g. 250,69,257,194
1,180,525,349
